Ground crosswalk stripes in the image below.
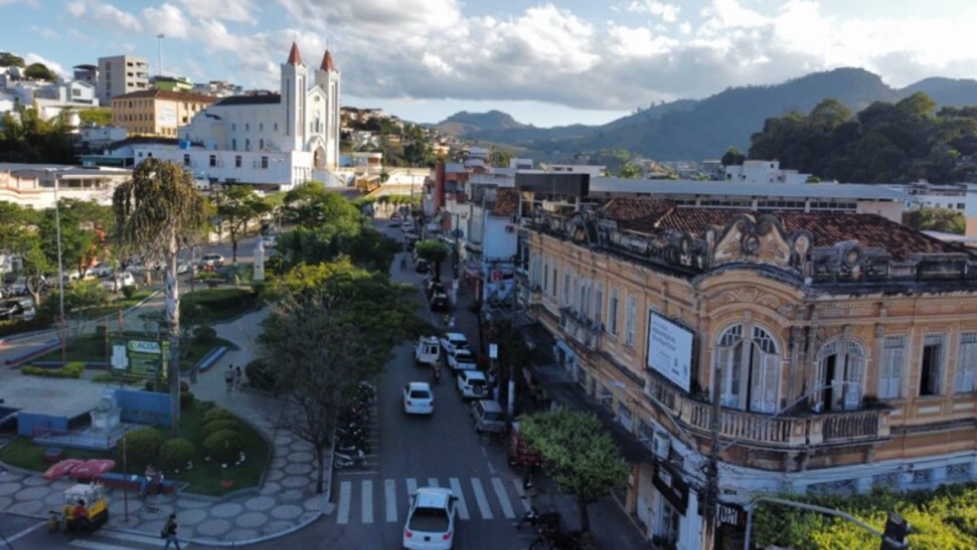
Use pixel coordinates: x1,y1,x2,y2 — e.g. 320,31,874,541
470,478,493,520
492,478,516,519
336,476,522,525
385,479,398,523
448,478,470,520
511,479,532,513
68,530,192,550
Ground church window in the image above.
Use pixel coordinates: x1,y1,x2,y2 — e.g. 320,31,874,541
259,139,264,150
231,123,236,131
235,156,242,168
261,156,269,169
274,123,279,131
245,139,251,151
232,139,236,150
259,123,264,131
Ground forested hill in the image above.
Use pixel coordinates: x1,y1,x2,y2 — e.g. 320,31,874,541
433,68,977,162
746,93,977,184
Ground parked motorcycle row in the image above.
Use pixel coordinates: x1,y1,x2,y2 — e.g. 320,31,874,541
333,381,376,470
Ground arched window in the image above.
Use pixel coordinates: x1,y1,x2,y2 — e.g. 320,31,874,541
715,324,781,413
816,340,865,411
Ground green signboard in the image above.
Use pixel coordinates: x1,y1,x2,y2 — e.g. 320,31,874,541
110,339,169,379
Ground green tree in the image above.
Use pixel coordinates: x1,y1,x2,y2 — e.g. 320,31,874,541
902,207,965,235
519,408,629,532
113,158,209,430
2,205,48,305
283,181,361,229
721,146,746,166
618,163,642,178
257,260,425,493
78,108,112,127
211,185,272,263
37,199,112,277
23,62,57,81
0,104,77,163
414,239,448,281
0,52,25,68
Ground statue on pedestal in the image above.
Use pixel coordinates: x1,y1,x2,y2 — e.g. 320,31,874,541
90,389,121,433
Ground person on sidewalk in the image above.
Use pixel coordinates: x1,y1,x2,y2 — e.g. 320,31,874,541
139,464,163,497
224,364,234,392
162,513,181,550
233,365,242,391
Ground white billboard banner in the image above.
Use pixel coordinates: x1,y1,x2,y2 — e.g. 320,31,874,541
647,312,693,392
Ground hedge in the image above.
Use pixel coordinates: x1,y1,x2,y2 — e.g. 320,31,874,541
244,359,278,391
21,361,85,379
203,407,235,424
116,428,167,468
0,313,53,338
200,419,241,439
202,429,243,464
753,483,977,550
158,438,195,469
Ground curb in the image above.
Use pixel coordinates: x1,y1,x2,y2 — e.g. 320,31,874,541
98,510,324,547
4,339,59,366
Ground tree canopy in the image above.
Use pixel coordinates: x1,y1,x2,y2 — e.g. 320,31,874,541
902,207,965,235
0,52,25,68
746,93,977,183
0,105,77,164
23,62,57,81
211,184,271,262
519,408,629,532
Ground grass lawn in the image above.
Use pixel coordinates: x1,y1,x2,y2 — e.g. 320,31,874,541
182,287,260,323
31,331,237,367
0,400,270,497
84,289,157,319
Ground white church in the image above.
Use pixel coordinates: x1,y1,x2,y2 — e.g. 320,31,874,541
114,43,343,190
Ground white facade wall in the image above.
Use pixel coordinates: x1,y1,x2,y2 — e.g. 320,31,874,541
726,160,810,184
130,144,310,189
97,55,149,105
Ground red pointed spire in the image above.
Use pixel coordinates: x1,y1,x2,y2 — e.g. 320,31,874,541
286,42,302,65
319,49,336,72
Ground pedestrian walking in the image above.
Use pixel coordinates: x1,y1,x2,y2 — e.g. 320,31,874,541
233,365,242,391
224,364,234,392
162,513,181,550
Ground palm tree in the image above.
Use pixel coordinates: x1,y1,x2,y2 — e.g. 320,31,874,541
113,159,209,435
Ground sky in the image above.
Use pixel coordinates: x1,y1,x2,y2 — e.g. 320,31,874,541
3,0,977,127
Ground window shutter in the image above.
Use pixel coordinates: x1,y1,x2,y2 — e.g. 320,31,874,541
715,346,736,408
844,353,864,411
750,350,780,413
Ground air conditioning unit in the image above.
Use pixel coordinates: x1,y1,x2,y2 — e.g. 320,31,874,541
505,225,515,233
651,431,671,459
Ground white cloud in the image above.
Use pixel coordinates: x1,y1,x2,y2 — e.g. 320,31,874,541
141,4,191,39
30,25,59,40
625,0,680,23
174,0,257,24
24,53,67,78
65,0,143,34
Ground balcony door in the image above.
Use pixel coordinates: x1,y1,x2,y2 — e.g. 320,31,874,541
715,324,781,413
816,340,865,411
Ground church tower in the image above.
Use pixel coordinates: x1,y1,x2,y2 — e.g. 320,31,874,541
280,42,307,152
315,49,341,169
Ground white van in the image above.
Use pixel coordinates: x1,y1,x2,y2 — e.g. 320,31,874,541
414,336,441,367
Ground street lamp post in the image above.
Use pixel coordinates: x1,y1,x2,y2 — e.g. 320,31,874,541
156,34,165,78
44,168,67,364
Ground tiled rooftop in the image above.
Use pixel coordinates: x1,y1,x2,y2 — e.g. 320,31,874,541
597,199,966,261
492,187,520,216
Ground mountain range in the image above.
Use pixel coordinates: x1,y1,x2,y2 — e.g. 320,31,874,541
432,69,977,161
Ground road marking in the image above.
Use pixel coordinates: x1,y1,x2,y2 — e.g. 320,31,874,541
492,477,516,519
69,540,145,550
362,479,374,524
6,522,43,543
449,477,470,520
470,478,493,520
511,478,532,512
427,477,439,488
385,479,398,523
337,480,352,524
406,477,418,497
102,530,189,546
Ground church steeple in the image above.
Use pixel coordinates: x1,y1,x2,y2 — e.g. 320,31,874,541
319,50,336,72
286,42,303,65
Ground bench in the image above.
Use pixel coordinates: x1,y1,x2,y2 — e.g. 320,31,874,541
197,346,229,372
95,472,177,495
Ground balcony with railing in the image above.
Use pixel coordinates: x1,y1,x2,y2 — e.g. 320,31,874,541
644,370,891,451
558,307,601,351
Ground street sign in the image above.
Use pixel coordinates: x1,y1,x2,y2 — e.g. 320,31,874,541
111,338,169,379
489,344,498,359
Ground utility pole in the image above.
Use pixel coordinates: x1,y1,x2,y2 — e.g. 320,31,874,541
156,34,165,78
702,364,722,550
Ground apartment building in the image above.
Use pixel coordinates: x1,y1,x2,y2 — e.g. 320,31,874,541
520,190,977,549
111,90,216,138
96,55,149,104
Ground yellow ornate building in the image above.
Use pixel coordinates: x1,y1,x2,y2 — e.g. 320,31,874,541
521,197,977,549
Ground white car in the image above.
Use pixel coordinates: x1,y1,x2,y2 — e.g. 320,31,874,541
456,370,489,399
439,332,469,354
102,271,137,293
403,382,435,415
262,235,277,248
414,336,441,367
199,253,225,267
87,262,114,278
403,487,457,550
445,348,477,372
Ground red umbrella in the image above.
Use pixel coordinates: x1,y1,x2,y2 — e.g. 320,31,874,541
42,459,85,481
70,459,117,481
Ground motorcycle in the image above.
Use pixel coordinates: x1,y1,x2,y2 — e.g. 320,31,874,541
515,507,562,531
333,448,366,470
432,365,441,385
336,439,371,454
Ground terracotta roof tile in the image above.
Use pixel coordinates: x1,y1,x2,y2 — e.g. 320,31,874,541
320,50,336,71
492,187,519,216
111,89,217,104
600,198,675,232
652,208,964,261
287,42,303,65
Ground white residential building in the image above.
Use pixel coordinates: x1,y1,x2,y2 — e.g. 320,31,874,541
724,159,811,184
96,55,149,105
0,163,131,208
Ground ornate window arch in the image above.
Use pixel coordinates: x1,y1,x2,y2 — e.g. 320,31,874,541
815,338,866,411
715,323,782,413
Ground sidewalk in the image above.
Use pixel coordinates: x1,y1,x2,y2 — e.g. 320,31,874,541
0,307,328,546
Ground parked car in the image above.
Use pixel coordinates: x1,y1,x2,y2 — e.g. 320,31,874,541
403,382,435,415
177,260,194,275
87,262,114,278
102,271,137,293
456,370,489,399
471,399,506,434
415,259,430,274
391,212,402,221
429,293,450,313
262,235,277,248
424,279,445,299
445,348,477,372
0,299,28,320
9,277,32,295
389,220,402,228
414,336,441,367
403,487,457,550
439,333,469,354
199,253,225,268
